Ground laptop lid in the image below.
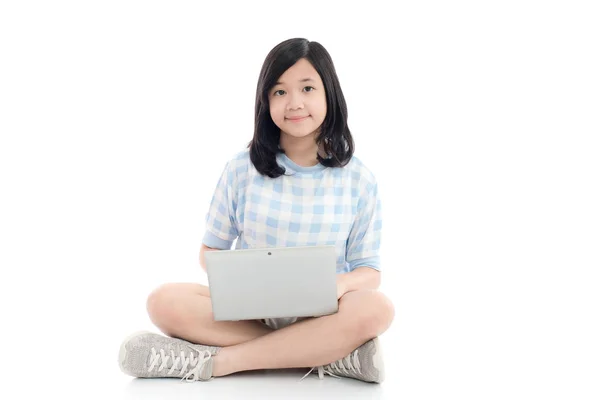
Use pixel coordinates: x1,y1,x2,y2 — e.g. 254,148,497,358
205,245,338,321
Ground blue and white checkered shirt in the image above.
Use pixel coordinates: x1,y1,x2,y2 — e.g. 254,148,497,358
202,149,382,273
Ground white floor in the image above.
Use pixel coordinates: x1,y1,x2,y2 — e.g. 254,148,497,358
119,368,388,400
19,310,598,400
110,330,396,400
9,274,600,400
22,323,397,400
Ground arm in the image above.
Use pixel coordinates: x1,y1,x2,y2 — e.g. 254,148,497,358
200,159,240,273
199,243,221,274
341,170,383,299
336,266,381,299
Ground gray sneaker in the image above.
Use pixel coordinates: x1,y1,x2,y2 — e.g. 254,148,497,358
118,331,221,381
300,337,385,383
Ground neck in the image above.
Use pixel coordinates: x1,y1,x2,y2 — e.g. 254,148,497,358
279,132,320,167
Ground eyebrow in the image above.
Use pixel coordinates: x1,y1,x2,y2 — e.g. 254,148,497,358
275,78,316,85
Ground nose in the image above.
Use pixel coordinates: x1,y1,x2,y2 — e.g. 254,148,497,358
286,91,304,111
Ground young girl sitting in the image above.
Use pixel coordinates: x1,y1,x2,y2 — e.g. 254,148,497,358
119,37,395,383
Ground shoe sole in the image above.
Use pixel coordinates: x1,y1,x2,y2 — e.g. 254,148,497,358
118,330,152,376
371,337,385,383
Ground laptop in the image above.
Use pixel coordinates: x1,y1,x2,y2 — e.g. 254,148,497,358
205,245,338,321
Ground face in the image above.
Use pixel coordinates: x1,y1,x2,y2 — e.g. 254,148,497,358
268,58,327,142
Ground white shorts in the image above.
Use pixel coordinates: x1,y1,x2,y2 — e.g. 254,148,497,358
261,316,310,330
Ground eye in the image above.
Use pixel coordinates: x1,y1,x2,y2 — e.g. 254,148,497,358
272,86,316,96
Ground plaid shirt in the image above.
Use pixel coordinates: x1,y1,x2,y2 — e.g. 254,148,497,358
202,149,382,273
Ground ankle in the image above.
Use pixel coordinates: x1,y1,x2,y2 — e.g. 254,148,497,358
212,349,232,377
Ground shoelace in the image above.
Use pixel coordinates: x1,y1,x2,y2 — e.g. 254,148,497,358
147,345,213,382
299,348,361,381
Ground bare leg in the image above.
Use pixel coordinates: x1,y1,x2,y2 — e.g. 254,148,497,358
146,283,274,347
211,289,395,377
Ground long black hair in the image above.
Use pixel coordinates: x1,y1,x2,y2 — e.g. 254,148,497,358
248,38,354,178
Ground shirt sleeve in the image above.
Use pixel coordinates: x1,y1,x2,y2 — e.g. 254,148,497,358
345,179,382,272
202,161,239,250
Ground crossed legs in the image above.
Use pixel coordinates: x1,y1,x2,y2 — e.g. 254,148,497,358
146,283,395,376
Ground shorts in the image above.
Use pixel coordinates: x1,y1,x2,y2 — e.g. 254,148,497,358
260,316,310,330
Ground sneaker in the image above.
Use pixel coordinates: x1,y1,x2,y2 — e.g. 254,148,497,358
118,331,221,381
300,337,384,383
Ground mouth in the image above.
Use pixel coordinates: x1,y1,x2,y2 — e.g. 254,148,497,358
286,116,309,122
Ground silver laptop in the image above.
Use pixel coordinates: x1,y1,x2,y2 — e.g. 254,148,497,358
205,245,338,321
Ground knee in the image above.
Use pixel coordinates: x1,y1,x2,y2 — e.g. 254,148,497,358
361,290,395,337
146,283,182,331
341,290,395,339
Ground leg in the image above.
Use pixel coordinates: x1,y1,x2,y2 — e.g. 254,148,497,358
212,289,395,376
146,283,274,347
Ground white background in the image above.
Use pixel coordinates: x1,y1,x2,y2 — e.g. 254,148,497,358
1,1,598,399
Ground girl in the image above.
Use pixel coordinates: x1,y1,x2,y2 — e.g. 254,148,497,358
118,38,395,383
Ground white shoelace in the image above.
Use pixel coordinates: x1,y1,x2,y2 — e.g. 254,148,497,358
147,345,213,382
299,349,361,381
